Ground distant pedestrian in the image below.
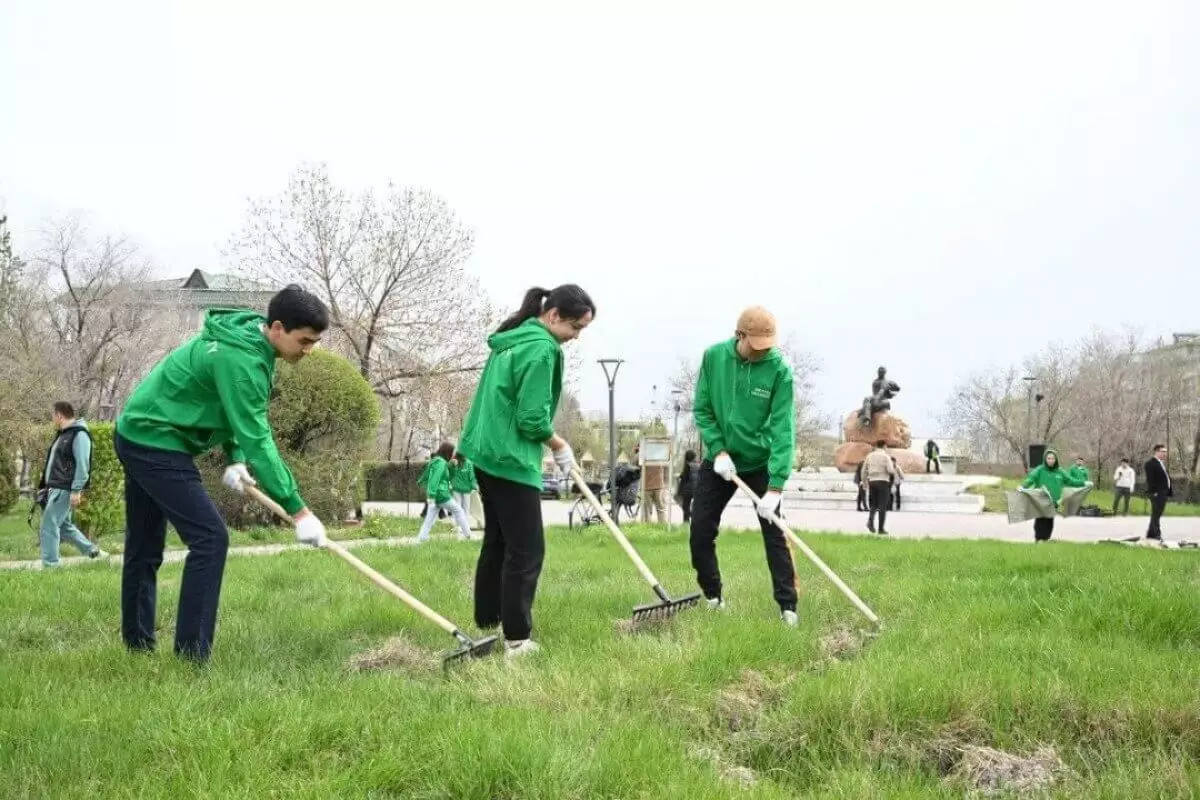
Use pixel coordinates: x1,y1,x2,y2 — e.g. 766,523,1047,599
853,461,867,512
1143,444,1172,541
639,445,667,524
675,450,699,523
450,453,479,522
416,442,472,542
924,439,941,474
889,455,905,511
37,401,104,567
1112,458,1136,516
861,440,895,534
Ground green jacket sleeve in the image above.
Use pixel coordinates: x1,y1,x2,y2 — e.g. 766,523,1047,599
1063,470,1087,488
1022,467,1042,489
71,431,92,492
515,344,556,443
212,357,305,515
693,350,727,459
425,458,451,504
766,369,796,490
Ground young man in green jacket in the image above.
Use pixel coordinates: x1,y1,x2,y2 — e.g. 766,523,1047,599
690,306,800,626
115,285,330,662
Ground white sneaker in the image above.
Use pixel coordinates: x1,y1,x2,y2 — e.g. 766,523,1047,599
706,597,726,611
781,609,799,627
504,639,541,659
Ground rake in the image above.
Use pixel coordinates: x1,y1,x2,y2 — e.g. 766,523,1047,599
731,475,881,627
240,484,497,667
568,465,701,623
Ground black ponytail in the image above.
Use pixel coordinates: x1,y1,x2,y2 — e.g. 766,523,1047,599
495,284,595,333
496,287,550,333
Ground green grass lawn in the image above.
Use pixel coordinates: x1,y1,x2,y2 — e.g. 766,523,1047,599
0,508,423,562
2,525,1197,798
967,478,1200,517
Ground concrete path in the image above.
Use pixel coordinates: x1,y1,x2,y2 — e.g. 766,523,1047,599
9,502,1197,571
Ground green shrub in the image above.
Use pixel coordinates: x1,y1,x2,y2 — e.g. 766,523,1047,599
74,422,123,541
200,350,379,528
363,460,431,502
0,440,17,515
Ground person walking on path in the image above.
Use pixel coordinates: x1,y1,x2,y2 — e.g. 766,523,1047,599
689,305,801,627
450,453,479,525
924,439,941,474
37,401,104,566
416,443,472,542
1018,447,1089,542
853,461,867,512
861,441,895,534
1143,444,1172,541
675,450,700,523
114,285,330,663
457,284,595,658
889,454,905,511
640,454,667,524
1112,458,1136,516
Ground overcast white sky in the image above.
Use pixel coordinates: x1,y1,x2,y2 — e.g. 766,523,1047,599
3,0,1198,436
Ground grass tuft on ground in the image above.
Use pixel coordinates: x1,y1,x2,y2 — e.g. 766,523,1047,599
1,525,1197,798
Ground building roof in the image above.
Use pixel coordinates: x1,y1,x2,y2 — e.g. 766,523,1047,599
134,269,278,309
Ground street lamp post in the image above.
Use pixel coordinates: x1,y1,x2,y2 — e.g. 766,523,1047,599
598,359,624,519
1022,375,1038,467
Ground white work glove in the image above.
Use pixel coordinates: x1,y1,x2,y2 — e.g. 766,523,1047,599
294,512,327,547
713,453,737,481
222,463,256,494
553,443,576,478
756,490,782,521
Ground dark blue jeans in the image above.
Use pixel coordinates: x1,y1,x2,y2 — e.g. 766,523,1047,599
115,434,230,662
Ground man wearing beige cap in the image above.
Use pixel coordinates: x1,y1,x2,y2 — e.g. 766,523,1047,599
690,306,800,626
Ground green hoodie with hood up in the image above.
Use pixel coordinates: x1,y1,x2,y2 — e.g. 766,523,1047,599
116,309,305,515
458,318,562,491
694,338,795,490
1022,448,1086,504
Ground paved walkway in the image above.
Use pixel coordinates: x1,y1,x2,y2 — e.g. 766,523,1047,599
8,503,1197,571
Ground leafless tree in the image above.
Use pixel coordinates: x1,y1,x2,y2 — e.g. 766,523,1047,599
227,163,492,398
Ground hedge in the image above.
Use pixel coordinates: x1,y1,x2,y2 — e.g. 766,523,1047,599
0,441,17,515
363,461,433,502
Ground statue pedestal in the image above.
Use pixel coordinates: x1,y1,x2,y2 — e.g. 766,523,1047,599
835,410,925,474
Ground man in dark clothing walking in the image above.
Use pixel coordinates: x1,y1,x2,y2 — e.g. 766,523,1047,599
1143,444,1172,541
689,306,800,627
38,402,105,566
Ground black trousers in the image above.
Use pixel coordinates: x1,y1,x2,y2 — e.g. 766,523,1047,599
474,469,545,641
855,483,867,512
1112,487,1132,515
679,492,694,523
689,462,798,610
890,484,902,510
1033,516,1055,541
867,481,891,531
927,458,941,474
1147,493,1168,539
115,434,230,662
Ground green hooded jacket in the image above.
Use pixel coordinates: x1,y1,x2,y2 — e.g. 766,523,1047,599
693,339,795,490
450,458,478,493
1066,463,1090,484
417,456,453,505
458,319,563,491
1022,448,1087,504
116,309,305,515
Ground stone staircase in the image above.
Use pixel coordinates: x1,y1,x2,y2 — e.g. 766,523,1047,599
725,468,999,514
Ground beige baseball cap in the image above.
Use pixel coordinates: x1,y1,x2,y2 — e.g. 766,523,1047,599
736,306,778,350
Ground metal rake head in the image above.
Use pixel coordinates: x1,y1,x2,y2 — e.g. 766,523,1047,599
630,591,702,623
441,633,499,669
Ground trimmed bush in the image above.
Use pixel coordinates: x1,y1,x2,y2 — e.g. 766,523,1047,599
363,460,432,502
73,422,123,541
0,441,17,515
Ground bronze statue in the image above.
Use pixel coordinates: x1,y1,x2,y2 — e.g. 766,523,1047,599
858,366,900,429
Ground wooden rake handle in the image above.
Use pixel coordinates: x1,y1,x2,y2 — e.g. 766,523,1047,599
568,466,663,591
240,484,459,636
731,475,881,626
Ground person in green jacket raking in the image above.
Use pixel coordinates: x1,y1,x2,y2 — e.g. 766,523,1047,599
457,284,595,659
690,305,800,627
450,454,479,521
114,285,330,663
416,442,472,542
1018,447,1091,542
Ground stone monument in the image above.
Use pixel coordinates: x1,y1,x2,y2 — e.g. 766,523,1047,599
835,366,926,474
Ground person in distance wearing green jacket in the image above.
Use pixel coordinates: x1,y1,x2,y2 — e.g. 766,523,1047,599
457,284,595,659
690,306,800,627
